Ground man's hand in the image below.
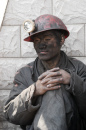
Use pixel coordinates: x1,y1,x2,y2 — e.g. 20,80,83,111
34,79,60,96
38,68,71,87
34,67,71,96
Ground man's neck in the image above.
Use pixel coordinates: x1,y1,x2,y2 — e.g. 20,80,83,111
41,53,61,70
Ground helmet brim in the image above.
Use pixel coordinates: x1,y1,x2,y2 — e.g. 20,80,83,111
24,29,70,42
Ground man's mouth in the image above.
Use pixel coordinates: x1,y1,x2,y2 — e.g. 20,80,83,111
39,50,48,54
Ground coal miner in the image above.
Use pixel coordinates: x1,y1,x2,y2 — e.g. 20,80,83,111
4,14,86,130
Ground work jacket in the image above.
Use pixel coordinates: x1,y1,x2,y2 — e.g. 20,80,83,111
4,51,86,130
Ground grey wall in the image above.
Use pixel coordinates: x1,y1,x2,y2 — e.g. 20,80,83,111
0,0,86,129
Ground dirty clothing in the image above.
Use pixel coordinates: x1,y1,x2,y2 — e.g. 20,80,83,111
4,51,86,130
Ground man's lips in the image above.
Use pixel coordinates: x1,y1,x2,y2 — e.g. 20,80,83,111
39,50,48,54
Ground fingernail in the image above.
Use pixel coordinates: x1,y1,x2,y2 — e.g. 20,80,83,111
47,84,51,88
59,85,61,88
38,76,40,79
60,78,62,80
41,81,43,83
47,84,49,87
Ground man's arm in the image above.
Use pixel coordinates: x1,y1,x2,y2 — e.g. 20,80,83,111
65,63,86,120
3,69,40,126
4,67,60,126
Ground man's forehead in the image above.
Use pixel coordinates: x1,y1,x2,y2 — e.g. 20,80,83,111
33,30,55,38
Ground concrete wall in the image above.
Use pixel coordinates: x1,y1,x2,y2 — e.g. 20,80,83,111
0,0,86,129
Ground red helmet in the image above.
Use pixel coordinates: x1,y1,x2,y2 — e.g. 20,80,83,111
24,14,69,42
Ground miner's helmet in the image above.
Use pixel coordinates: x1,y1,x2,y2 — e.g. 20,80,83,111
23,14,70,42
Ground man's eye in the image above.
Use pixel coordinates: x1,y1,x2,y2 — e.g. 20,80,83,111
45,38,51,40
35,40,40,42
45,38,51,41
47,39,51,40
34,39,40,43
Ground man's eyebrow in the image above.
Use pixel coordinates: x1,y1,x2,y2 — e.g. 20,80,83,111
33,33,54,38
44,33,53,36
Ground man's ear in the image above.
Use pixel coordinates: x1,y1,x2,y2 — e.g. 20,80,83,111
60,35,65,46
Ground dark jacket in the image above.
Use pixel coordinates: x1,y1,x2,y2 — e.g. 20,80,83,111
4,51,86,130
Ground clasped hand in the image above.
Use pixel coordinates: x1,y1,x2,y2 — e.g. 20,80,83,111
34,67,71,96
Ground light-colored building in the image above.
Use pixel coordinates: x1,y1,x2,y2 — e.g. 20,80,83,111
0,0,86,129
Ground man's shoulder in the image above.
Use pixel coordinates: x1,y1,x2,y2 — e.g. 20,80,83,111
17,60,36,74
69,56,84,64
68,56,86,70
62,51,85,66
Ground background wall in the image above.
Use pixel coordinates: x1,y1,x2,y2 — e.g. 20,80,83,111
0,0,86,129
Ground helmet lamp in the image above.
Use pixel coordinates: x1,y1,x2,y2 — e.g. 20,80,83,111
23,20,35,33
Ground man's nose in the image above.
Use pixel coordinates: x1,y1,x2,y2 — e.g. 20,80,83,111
39,40,47,49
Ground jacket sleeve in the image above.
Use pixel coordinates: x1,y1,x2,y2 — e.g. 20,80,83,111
65,60,86,120
3,68,40,126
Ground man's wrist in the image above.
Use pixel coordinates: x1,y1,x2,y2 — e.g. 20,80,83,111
33,82,38,96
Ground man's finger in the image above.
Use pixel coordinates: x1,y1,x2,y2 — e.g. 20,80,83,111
41,75,62,84
47,77,63,84
41,78,50,84
46,83,58,88
49,67,60,72
38,68,60,80
46,85,61,90
45,71,62,78
38,71,49,80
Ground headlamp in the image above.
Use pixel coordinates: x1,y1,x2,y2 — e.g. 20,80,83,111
23,20,35,33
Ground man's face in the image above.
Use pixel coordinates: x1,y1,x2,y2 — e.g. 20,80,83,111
33,30,62,61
